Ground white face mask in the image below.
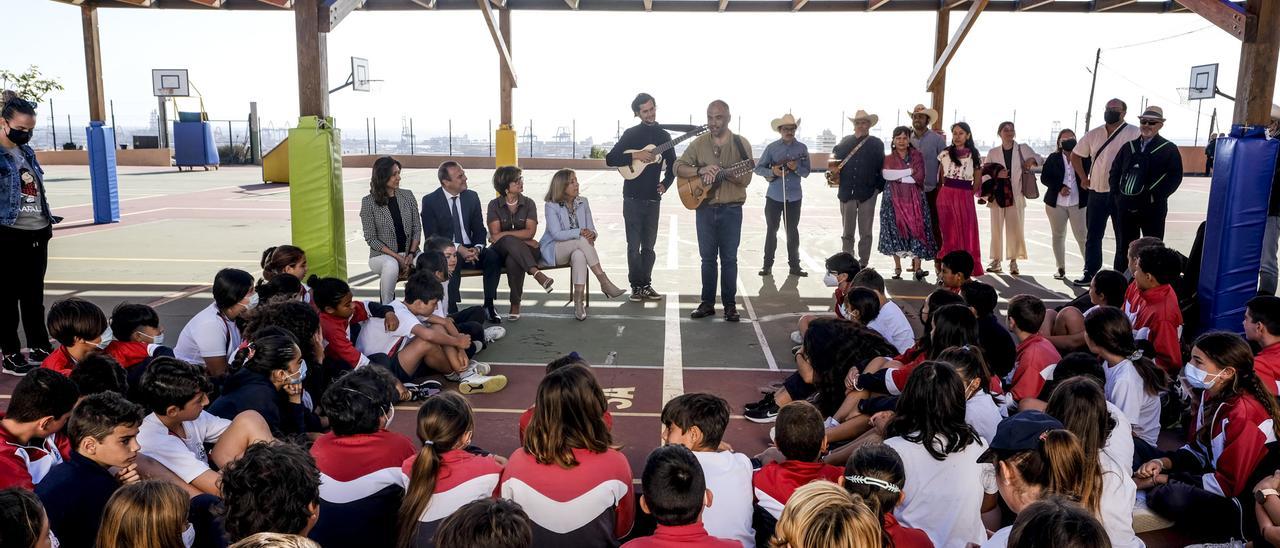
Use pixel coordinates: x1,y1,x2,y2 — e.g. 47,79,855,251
140,331,165,346
1183,362,1222,391
182,523,195,548
286,360,309,385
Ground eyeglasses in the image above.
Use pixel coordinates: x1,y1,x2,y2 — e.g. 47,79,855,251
1140,120,1161,126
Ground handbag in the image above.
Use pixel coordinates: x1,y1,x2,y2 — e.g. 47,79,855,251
1019,144,1040,200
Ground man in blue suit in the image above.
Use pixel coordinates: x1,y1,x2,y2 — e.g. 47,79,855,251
422,161,503,323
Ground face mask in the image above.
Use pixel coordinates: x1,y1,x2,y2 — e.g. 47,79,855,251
96,338,111,350
141,331,165,346
287,360,309,385
182,523,196,548
1104,110,1122,125
1183,362,1222,390
4,126,31,146
1060,139,1077,152
383,405,395,428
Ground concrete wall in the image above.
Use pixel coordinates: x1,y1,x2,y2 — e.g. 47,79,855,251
342,152,835,171
36,148,172,167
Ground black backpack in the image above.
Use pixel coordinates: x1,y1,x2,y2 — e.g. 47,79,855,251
1118,139,1173,201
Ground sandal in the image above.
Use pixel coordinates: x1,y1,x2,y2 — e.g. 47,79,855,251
892,268,903,280
915,270,930,281
1009,260,1020,276
986,263,1003,274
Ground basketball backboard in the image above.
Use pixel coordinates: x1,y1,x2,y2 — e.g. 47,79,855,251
352,57,370,92
152,69,190,97
1189,64,1218,101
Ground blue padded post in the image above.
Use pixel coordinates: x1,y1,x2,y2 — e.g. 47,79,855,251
84,121,119,224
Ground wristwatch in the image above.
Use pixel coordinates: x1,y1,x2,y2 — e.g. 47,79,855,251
1255,488,1280,505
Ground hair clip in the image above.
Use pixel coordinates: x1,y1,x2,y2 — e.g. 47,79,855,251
422,440,434,446
844,475,901,493
1039,431,1050,442
1128,349,1144,361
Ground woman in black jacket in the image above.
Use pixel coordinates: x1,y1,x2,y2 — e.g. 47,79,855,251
1040,129,1088,280
207,328,309,436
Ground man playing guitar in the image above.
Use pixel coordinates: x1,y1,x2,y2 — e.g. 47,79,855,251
675,100,754,322
605,93,674,303
754,113,810,278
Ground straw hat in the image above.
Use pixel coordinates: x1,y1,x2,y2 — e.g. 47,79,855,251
1137,106,1166,122
771,113,801,132
849,110,879,127
907,104,939,126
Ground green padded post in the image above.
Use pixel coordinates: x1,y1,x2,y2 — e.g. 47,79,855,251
288,116,347,279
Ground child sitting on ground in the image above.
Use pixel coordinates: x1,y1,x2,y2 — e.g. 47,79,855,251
41,298,108,376
1006,295,1062,408
1041,269,1128,354
624,445,740,548
1130,245,1185,373
259,244,311,303
310,275,398,372
433,499,533,548
102,303,173,388
518,353,613,442
789,251,861,347
70,353,128,397
662,393,755,547
939,250,974,294
961,281,1017,379
35,392,145,548
842,443,933,548
1245,295,1280,396
752,401,843,543
355,272,506,394
0,369,78,490
851,268,915,354
134,358,274,496
398,391,504,548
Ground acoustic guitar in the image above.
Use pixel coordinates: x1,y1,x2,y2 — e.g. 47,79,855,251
825,136,869,188
617,125,708,180
677,158,756,210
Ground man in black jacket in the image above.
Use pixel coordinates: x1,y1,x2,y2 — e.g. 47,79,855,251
421,161,503,322
605,93,676,302
1110,106,1183,274
1260,111,1280,295
831,110,884,268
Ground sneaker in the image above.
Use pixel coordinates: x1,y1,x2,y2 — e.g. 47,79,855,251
744,399,780,423
640,285,663,300
745,391,776,412
404,380,443,401
445,360,492,382
1071,274,1094,287
26,348,49,365
1,354,35,377
629,288,644,302
790,330,803,345
459,374,508,394
483,326,506,343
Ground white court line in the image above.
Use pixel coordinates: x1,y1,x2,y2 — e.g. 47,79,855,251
798,248,826,277
666,214,679,270
737,275,780,371
662,288,684,405
486,361,781,372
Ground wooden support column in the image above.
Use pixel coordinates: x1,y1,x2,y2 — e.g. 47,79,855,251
929,8,949,130
1233,0,1279,125
500,7,513,128
496,7,517,166
81,4,106,122
295,0,329,118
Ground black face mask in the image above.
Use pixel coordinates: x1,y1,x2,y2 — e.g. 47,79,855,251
1103,110,1122,125
1060,139,1077,152
4,126,31,146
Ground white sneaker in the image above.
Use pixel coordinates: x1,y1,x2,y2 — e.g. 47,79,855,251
445,360,491,382
458,373,508,394
790,330,803,345
823,273,839,287
484,326,506,343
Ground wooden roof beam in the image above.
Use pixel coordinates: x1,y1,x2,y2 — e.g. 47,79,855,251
319,0,364,31
1164,1,1188,12
867,0,890,10
186,0,226,5
1177,0,1251,40
409,0,434,7
477,0,518,87
1094,0,1136,12
564,0,577,7
111,0,154,6
489,0,505,7
945,0,968,9
643,0,652,10
718,0,728,11
1018,0,1052,10
791,0,806,10
927,0,988,91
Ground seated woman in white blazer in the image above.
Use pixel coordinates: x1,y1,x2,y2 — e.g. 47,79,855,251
538,168,627,320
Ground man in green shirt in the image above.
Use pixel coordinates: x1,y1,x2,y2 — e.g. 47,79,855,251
676,100,753,322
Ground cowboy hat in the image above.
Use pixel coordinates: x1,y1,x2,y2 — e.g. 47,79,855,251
849,110,879,127
771,113,801,132
1137,106,1166,122
907,104,938,126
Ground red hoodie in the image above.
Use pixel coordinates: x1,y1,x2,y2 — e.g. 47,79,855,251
622,523,742,548
0,414,72,490
321,301,372,368
1256,343,1280,397
1130,284,1183,373
752,460,843,519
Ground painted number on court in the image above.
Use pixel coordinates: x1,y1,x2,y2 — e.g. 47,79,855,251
603,387,635,410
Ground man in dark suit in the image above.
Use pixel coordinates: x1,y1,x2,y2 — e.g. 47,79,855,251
422,161,503,322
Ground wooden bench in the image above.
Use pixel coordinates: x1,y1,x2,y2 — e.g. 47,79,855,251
456,263,591,305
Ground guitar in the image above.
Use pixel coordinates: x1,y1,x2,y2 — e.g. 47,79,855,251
677,158,756,210
617,125,708,180
825,136,868,188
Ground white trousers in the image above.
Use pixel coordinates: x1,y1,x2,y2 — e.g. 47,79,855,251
369,254,403,304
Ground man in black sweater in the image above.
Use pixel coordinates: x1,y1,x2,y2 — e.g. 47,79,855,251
831,110,885,268
1110,106,1183,274
606,93,677,302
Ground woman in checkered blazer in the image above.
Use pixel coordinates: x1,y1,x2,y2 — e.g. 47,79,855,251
360,157,421,303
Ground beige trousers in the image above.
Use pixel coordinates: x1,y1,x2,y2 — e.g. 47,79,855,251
553,238,600,284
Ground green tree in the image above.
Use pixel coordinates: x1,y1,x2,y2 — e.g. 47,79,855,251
0,65,63,104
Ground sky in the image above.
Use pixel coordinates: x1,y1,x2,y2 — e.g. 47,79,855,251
8,0,1265,149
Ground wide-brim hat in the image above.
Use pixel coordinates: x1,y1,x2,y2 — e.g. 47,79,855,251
907,104,938,126
1137,106,1166,122
849,110,879,127
771,113,801,132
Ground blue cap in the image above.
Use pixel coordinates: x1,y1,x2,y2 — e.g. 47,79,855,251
978,410,1063,462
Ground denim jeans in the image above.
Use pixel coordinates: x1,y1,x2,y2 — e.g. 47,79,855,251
695,204,743,308
623,197,660,289
1261,216,1280,295
1083,189,1119,276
